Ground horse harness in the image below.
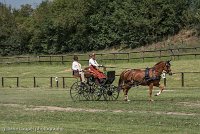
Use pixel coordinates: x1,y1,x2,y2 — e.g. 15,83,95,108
130,67,161,87
123,68,161,88
144,67,161,82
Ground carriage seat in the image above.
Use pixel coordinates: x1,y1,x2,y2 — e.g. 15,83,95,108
72,70,80,79
105,71,115,84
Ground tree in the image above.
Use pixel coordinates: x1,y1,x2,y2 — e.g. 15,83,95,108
1,0,200,55
0,3,17,55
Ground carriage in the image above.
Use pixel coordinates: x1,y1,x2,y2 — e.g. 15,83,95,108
70,69,119,101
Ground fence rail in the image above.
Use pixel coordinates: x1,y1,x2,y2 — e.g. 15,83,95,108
0,47,200,64
0,72,199,88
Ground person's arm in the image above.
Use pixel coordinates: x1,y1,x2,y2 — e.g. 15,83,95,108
89,59,99,67
78,63,82,71
72,62,76,70
94,60,99,67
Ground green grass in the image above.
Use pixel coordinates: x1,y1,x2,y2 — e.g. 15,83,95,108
0,59,200,133
0,59,200,88
0,88,200,134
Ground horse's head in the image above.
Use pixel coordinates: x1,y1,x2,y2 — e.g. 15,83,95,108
163,60,172,75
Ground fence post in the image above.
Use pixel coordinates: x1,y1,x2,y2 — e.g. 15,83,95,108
113,53,116,63
28,56,30,63
50,77,53,88
127,53,130,62
38,56,40,62
141,47,144,62
2,77,4,87
181,72,184,87
100,53,103,63
56,78,59,88
62,77,65,88
61,56,64,64
159,50,161,59
50,56,52,64
33,77,36,87
17,77,19,87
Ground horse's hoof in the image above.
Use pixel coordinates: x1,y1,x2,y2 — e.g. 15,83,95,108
124,99,131,102
149,99,154,102
155,93,160,96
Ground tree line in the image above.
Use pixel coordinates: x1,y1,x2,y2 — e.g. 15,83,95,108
0,0,200,56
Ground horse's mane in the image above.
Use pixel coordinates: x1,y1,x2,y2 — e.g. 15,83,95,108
154,61,164,67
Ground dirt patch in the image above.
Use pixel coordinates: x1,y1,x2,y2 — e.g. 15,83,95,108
0,103,24,107
178,102,200,108
63,69,71,72
154,111,195,116
0,103,197,116
22,72,31,75
25,106,107,113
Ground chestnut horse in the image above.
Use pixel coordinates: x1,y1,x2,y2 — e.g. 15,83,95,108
118,61,172,101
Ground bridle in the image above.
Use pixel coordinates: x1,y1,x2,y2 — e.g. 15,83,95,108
164,61,172,75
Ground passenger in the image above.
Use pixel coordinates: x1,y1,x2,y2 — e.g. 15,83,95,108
72,55,86,83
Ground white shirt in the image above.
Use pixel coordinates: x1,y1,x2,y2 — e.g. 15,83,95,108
72,61,82,71
89,58,99,67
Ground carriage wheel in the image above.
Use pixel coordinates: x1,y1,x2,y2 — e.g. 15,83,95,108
87,83,103,101
103,85,119,101
70,81,89,101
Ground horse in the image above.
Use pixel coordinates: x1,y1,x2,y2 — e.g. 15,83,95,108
118,60,172,101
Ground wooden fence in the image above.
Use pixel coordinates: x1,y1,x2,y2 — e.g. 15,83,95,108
0,47,200,64
1,76,74,88
0,72,199,88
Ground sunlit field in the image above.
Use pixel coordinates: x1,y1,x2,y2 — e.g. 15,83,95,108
0,87,200,134
0,59,200,134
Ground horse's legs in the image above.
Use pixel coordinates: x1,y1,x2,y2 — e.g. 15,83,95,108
123,85,131,101
149,84,154,101
155,84,165,96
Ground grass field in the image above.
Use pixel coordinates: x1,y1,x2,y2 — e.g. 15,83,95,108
0,59,200,88
0,88,200,134
0,59,200,133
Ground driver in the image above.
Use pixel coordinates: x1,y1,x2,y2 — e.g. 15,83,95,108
89,53,100,68
88,53,106,79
